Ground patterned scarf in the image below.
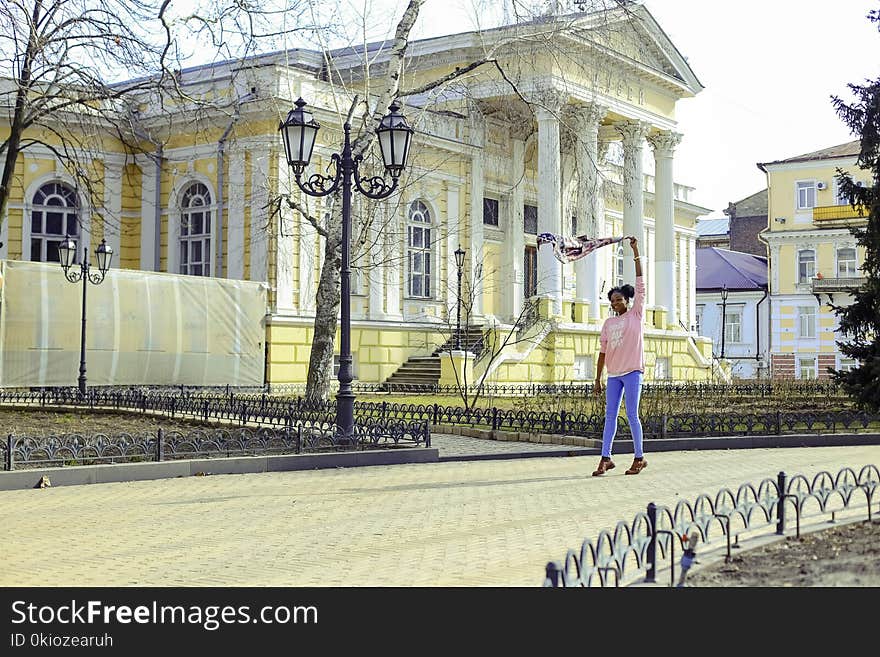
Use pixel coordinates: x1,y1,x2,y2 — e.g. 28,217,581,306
537,233,627,264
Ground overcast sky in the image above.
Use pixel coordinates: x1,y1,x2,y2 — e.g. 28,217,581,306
349,0,879,217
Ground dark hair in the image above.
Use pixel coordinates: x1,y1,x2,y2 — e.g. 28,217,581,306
607,284,635,302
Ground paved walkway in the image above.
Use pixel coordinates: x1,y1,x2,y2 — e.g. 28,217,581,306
1,442,877,586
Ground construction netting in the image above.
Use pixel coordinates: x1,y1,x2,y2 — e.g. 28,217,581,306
0,260,267,387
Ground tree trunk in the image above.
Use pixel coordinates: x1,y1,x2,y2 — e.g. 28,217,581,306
305,204,342,401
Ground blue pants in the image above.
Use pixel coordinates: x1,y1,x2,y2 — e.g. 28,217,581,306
601,370,644,458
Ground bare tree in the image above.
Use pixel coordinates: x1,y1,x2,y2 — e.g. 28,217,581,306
0,0,329,234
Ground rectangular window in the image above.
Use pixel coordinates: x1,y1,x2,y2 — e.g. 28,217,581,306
838,357,857,372
798,250,815,283
837,248,858,277
524,204,538,235
573,355,594,381
483,197,499,226
571,213,578,236
333,354,358,379
654,357,670,380
799,357,817,379
524,245,537,298
798,306,816,339
724,307,742,344
796,181,816,210
694,305,704,335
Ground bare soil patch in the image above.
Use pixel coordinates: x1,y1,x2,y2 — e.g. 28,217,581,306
687,519,880,587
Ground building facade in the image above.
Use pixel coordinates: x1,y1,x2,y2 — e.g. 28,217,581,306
758,140,868,379
1,6,718,388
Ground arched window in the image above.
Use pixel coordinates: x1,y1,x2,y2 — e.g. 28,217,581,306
179,182,212,276
30,182,78,262
407,200,432,298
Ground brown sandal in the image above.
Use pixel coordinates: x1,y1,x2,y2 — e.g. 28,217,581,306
625,458,648,475
592,458,615,476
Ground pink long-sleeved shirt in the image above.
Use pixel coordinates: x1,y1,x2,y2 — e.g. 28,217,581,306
599,275,645,377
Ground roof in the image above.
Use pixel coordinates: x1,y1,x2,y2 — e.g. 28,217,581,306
724,189,768,218
696,217,729,237
696,247,767,291
758,140,861,169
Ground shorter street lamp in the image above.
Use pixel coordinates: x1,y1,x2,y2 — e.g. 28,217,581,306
454,246,465,350
58,236,113,395
719,284,729,360
279,98,414,444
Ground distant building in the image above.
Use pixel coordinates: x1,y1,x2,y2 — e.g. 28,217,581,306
724,189,768,258
696,217,730,249
695,247,769,378
757,140,867,379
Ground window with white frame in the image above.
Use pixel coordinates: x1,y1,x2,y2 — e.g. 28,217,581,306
483,197,499,226
798,249,815,283
694,305,704,335
523,204,538,235
724,306,743,344
30,182,79,263
798,306,816,339
179,182,212,276
798,357,817,379
614,244,624,288
573,355,594,381
796,181,816,210
407,200,432,298
654,357,670,380
835,181,850,206
333,354,359,379
838,357,857,372
837,247,858,277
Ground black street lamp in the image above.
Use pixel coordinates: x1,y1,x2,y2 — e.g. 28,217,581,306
279,98,414,445
454,246,465,350
720,284,729,359
58,236,113,395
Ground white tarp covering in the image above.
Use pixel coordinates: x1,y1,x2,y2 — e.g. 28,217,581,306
0,260,267,387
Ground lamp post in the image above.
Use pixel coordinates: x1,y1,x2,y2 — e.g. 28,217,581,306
454,246,465,351
57,236,113,396
279,98,413,445
720,284,729,359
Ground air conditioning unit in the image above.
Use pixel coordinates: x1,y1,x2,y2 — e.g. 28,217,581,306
855,180,865,188
816,181,827,190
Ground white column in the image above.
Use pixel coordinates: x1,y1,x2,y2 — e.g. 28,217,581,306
385,194,403,319
249,147,269,282
274,153,294,312
615,120,650,284
574,104,607,320
139,156,158,271
688,234,696,332
446,184,461,322
226,150,246,280
366,201,387,320
469,131,485,318
297,204,318,312
536,101,564,315
503,139,526,322
647,131,682,323
102,160,123,262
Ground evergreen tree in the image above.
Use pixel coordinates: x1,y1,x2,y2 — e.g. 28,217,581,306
829,9,880,411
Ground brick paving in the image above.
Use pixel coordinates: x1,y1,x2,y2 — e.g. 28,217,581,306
1,441,877,586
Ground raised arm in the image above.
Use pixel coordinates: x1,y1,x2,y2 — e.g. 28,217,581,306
631,236,642,278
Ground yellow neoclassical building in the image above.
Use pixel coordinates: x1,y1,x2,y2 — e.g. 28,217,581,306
758,140,869,379
0,6,718,389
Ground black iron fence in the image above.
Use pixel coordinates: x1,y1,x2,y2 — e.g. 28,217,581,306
2,416,430,471
543,464,880,587
0,387,874,441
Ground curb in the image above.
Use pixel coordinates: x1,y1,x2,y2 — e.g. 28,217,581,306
0,447,440,491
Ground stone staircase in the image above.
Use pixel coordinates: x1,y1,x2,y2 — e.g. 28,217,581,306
383,327,484,388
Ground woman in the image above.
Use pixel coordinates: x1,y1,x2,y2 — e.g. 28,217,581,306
592,235,647,476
